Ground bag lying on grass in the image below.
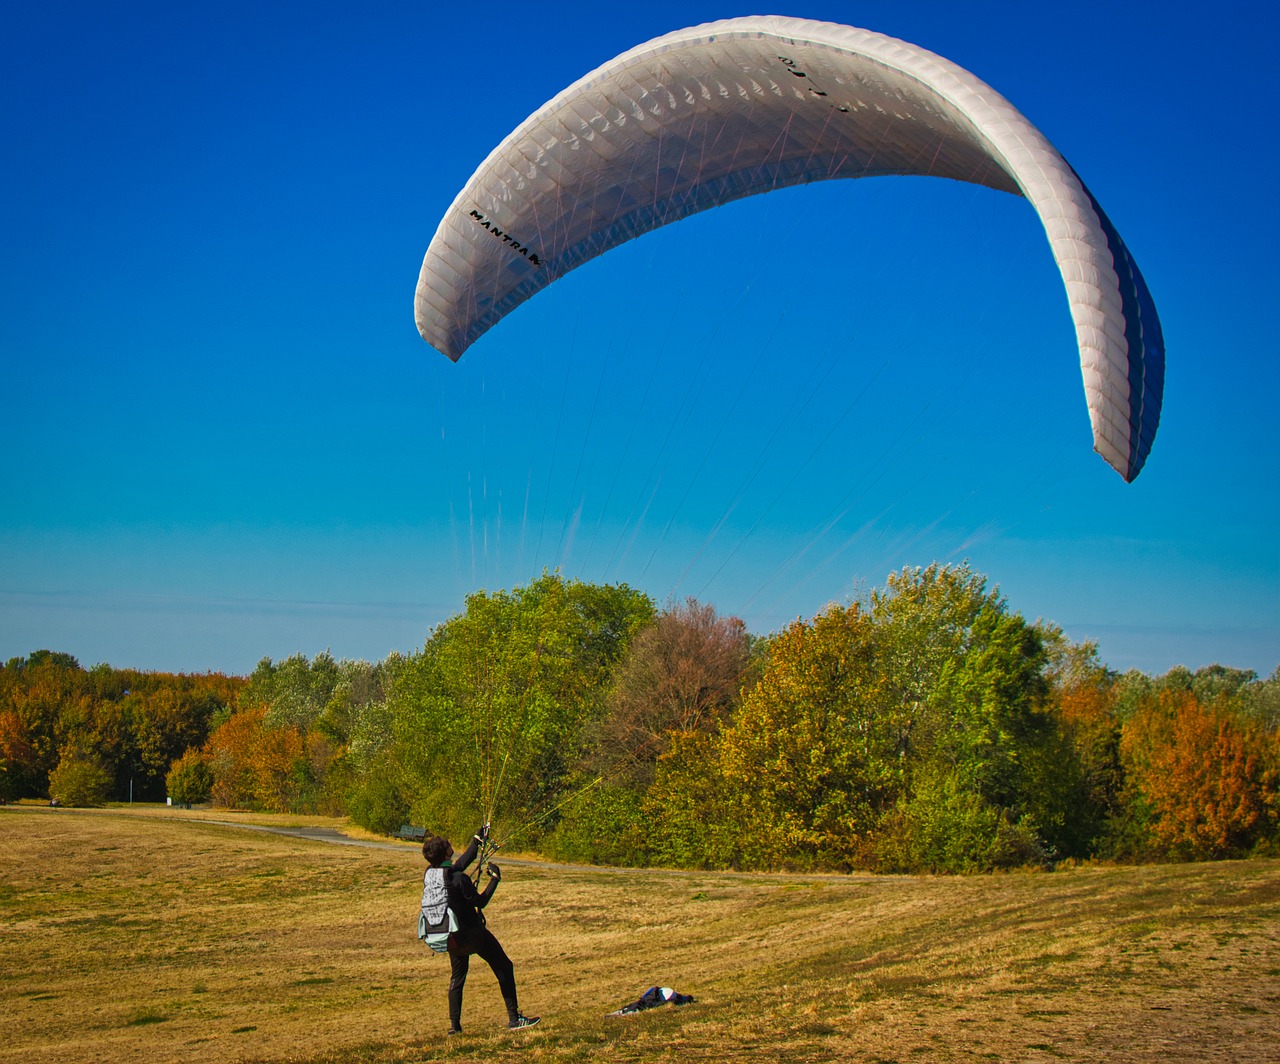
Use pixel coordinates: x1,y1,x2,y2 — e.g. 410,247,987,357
608,986,695,1016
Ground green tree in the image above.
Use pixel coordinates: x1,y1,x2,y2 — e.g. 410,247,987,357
166,748,214,806
346,754,410,836
646,730,738,868
1235,666,1280,731
2,651,88,792
545,782,649,865
244,651,342,731
876,765,1013,873
652,604,888,870
380,573,653,844
867,565,1070,871
232,653,391,815
647,564,1075,873
131,685,227,801
48,752,111,806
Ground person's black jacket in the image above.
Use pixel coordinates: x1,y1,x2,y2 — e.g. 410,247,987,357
443,836,497,932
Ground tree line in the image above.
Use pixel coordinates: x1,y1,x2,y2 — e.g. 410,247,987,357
2,566,1277,873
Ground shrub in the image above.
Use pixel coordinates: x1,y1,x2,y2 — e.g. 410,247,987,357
875,769,1048,873
166,749,214,806
48,755,111,807
544,781,648,866
347,765,409,836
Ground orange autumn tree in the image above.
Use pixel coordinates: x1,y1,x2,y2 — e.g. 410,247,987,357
203,705,309,811
203,706,264,808
1120,689,1278,859
0,709,37,801
247,720,306,811
1044,639,1125,855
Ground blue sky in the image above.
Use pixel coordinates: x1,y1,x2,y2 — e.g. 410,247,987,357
2,1,1276,677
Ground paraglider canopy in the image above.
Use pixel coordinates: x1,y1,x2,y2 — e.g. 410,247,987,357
415,16,1163,481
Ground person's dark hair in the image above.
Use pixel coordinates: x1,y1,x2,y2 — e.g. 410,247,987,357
422,834,451,866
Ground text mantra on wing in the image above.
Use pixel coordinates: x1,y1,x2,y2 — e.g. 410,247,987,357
468,209,543,267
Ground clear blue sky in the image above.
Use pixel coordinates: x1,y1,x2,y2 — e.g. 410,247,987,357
2,1,1276,677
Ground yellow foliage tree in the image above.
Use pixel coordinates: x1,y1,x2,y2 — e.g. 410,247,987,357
649,604,889,870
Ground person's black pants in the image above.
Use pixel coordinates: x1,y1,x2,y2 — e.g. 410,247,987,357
447,927,518,1029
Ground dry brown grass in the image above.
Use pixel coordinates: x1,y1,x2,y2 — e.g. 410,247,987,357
2,804,1277,1063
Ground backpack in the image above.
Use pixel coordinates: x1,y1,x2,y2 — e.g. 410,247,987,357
418,866,458,954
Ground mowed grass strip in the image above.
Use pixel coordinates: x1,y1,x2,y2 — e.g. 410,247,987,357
1,806,1276,1063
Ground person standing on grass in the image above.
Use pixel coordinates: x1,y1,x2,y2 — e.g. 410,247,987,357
421,825,540,1035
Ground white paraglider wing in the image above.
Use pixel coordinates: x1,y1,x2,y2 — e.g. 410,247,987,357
415,16,1163,481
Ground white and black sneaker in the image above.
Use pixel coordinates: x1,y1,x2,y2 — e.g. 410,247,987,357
509,1014,541,1030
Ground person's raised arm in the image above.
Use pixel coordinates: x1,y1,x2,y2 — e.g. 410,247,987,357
452,823,489,872
477,862,501,908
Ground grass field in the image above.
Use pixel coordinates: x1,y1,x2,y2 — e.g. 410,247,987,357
2,805,1277,1063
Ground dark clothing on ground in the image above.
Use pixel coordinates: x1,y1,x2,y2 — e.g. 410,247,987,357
434,835,520,1029
610,985,696,1015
